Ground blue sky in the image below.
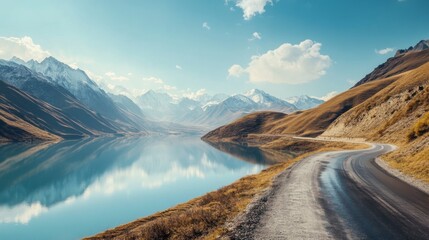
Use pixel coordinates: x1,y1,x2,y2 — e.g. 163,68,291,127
0,0,428,99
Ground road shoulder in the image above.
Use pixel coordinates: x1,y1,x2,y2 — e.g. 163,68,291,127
375,157,429,195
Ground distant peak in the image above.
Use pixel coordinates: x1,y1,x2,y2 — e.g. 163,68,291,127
414,39,429,50
142,89,171,98
144,89,156,95
42,56,60,64
245,88,266,96
395,39,429,57
10,56,24,62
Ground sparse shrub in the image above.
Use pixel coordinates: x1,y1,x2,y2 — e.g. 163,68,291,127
408,112,429,141
142,220,171,239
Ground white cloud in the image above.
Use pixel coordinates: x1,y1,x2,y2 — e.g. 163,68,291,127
235,0,273,20
375,48,394,55
176,65,183,70
105,72,129,82
319,91,338,101
162,84,177,91
142,76,176,92
228,64,245,77
143,76,164,84
202,22,211,30
0,36,50,61
183,88,207,100
229,40,332,84
249,32,262,41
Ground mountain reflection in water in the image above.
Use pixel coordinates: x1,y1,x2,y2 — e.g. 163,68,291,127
0,136,283,240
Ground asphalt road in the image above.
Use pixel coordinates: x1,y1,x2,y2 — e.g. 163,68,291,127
250,143,429,239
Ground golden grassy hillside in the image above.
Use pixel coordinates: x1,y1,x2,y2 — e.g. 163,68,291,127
323,62,429,141
202,111,286,142
323,62,429,182
203,76,398,141
354,48,429,86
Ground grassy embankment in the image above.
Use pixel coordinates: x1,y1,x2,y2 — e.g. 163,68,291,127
384,110,429,183
87,137,367,240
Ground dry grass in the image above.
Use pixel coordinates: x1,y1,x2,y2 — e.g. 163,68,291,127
259,136,368,152
408,112,429,140
321,62,429,182
384,133,429,183
86,138,365,240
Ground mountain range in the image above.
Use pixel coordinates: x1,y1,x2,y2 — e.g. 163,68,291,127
135,88,323,128
0,56,324,141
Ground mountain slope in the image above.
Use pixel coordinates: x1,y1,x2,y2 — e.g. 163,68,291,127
323,62,429,181
354,44,429,86
0,81,102,141
244,89,297,111
0,60,121,135
136,90,180,121
109,93,144,118
285,95,324,110
11,57,140,131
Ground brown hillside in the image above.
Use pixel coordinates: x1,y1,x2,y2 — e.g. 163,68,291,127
203,76,398,141
354,47,429,86
202,111,286,142
323,62,429,181
0,81,97,141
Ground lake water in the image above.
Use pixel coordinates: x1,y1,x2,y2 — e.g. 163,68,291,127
0,136,271,240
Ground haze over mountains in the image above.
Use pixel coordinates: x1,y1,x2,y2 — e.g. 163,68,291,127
135,88,321,127
0,56,323,142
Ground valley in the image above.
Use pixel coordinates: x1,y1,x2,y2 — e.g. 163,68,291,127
0,1,428,238
0,57,324,142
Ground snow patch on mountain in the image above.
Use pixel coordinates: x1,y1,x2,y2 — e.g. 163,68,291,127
285,95,324,110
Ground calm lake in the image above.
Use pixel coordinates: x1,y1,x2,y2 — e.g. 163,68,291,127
0,136,272,240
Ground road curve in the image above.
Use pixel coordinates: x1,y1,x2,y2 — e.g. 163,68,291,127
250,143,429,239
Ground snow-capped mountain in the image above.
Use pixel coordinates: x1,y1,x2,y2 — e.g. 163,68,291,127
5,56,315,133
136,90,189,122
285,95,324,110
244,89,297,111
109,93,144,118
12,56,101,93
136,89,299,128
201,93,229,110
190,91,297,127
178,98,200,111
137,90,174,110
10,57,133,125
0,60,127,135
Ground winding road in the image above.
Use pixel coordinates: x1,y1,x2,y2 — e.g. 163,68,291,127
250,143,429,239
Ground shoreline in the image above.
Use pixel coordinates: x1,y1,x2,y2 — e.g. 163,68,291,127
87,137,367,239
